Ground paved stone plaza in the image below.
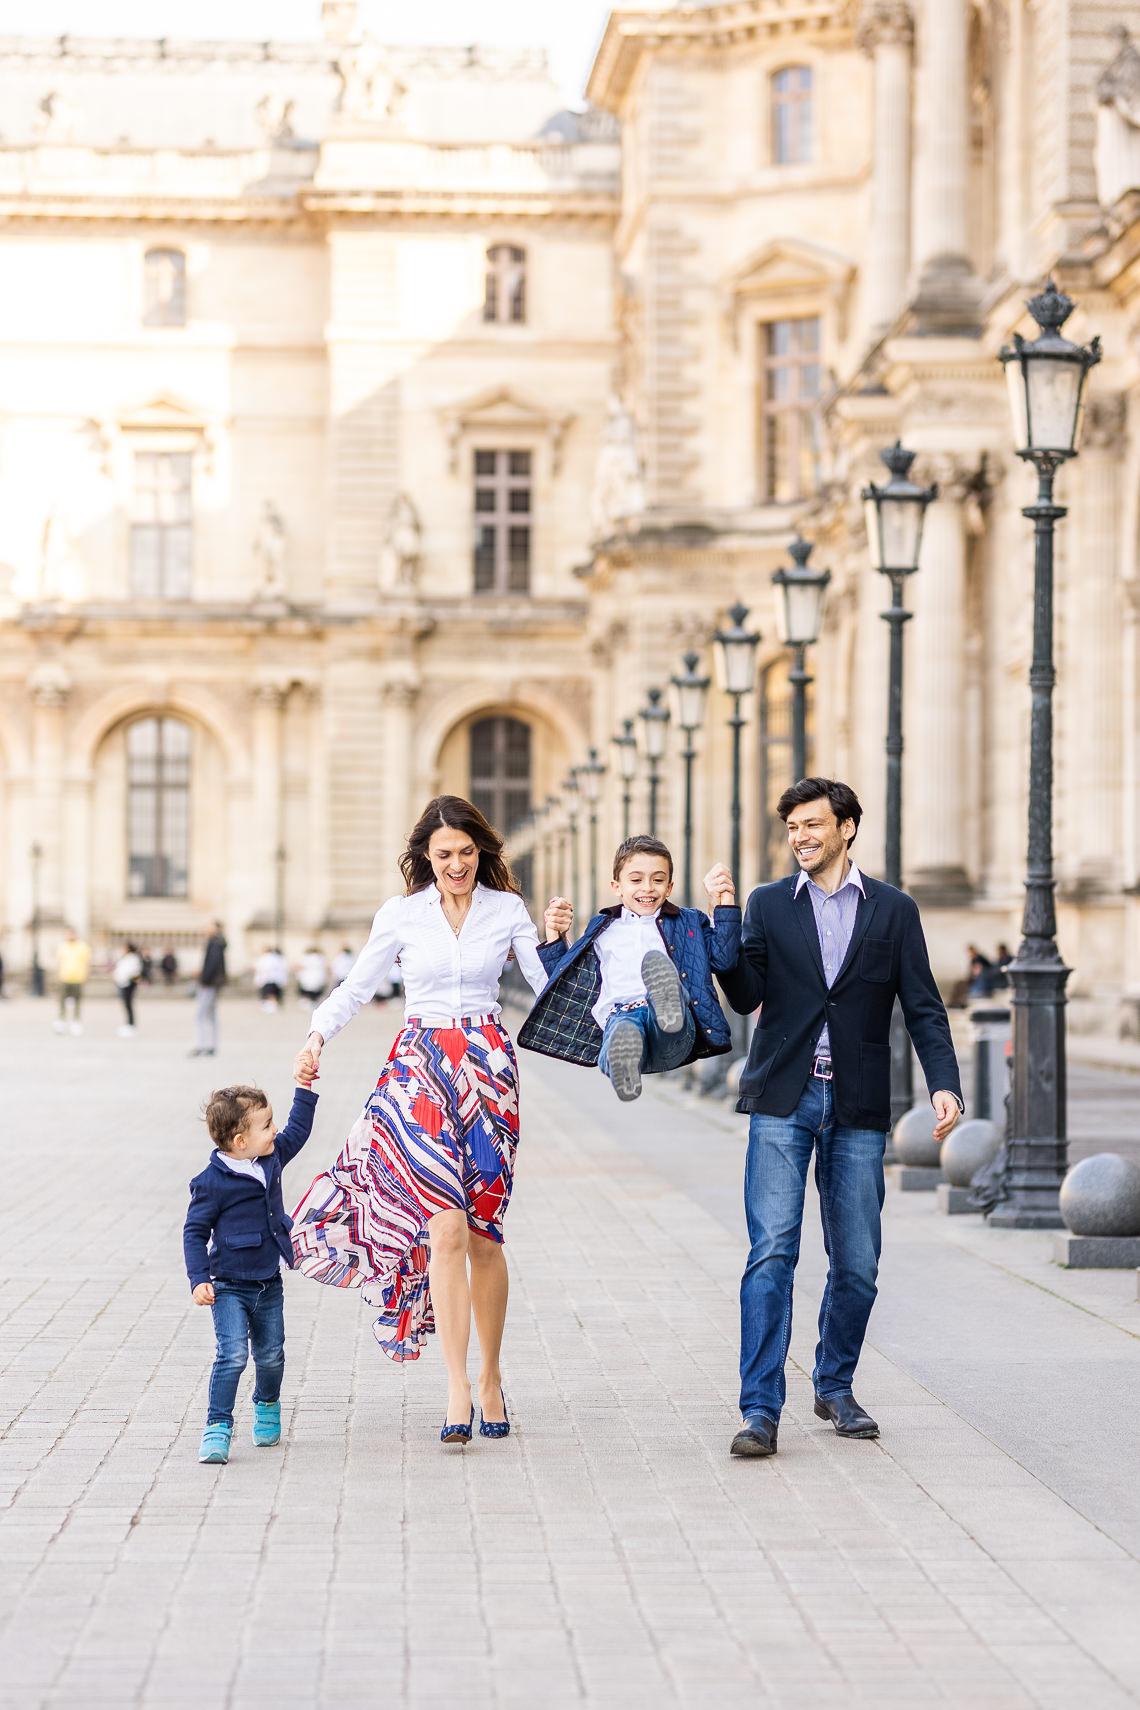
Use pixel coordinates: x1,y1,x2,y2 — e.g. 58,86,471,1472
2,992,1139,1710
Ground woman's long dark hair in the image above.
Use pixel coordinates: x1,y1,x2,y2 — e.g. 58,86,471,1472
400,795,520,896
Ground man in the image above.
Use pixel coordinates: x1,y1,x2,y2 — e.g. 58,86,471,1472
191,920,227,1058
707,778,962,1459
55,926,92,1036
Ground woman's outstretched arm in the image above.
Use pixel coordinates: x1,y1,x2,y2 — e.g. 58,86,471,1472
306,897,402,1052
510,895,553,999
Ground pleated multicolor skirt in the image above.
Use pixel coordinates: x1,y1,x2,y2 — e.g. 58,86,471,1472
290,1014,520,1361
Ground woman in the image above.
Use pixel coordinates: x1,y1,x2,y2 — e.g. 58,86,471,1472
291,796,556,1446
113,941,143,1037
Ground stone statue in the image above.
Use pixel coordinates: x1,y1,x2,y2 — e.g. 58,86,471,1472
36,89,76,140
253,501,288,598
255,93,296,143
335,38,406,124
380,493,422,591
1098,25,1140,125
589,396,646,542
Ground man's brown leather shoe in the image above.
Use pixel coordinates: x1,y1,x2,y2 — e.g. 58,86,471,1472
813,1392,879,1438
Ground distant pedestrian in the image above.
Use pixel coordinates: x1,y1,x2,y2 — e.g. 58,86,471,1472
254,946,289,1011
191,921,227,1058
331,944,355,987
55,926,92,1035
160,946,179,986
139,947,154,985
183,1067,318,1465
710,778,963,1461
295,946,328,1007
113,941,144,1036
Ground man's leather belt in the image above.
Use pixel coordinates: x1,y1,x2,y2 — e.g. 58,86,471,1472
812,1054,834,1080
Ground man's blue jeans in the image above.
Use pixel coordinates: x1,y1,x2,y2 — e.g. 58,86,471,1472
598,1000,695,1085
207,1273,285,1427
739,1076,885,1422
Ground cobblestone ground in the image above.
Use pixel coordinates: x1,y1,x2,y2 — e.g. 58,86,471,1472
2,992,1139,1710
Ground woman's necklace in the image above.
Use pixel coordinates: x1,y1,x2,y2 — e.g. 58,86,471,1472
441,896,472,938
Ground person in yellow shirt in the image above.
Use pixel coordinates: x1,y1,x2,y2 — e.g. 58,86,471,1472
56,927,92,1036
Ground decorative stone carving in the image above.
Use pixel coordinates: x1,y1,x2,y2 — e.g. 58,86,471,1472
321,0,359,46
590,397,646,542
379,493,422,592
253,501,288,598
255,93,296,143
1098,26,1140,125
29,662,72,708
856,0,913,53
335,38,406,125
36,89,76,140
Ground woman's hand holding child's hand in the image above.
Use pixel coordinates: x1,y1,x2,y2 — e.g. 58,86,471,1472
193,1282,215,1306
543,896,573,944
294,1034,323,1087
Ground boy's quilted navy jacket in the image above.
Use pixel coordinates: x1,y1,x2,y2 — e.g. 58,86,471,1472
182,1087,317,1289
517,902,741,1068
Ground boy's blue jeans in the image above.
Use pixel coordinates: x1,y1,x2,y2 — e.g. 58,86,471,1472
207,1273,285,1427
598,999,695,1084
739,1075,886,1423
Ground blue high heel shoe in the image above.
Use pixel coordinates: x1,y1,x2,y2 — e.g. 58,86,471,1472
440,1405,474,1446
479,1390,511,1439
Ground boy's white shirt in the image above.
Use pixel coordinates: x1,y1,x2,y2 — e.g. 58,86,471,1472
592,907,667,1028
217,1153,267,1187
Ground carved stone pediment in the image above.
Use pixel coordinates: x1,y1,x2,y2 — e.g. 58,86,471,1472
722,237,856,345
438,386,574,475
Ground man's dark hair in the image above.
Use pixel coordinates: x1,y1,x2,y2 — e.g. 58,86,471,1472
612,835,674,880
205,1084,268,1153
776,777,863,847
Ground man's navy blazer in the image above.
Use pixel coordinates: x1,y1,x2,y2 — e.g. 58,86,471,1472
717,872,961,1131
182,1087,317,1289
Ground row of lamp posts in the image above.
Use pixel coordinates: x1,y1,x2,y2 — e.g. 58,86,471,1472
509,278,1093,1228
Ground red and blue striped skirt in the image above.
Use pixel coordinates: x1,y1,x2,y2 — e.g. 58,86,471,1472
290,1014,520,1361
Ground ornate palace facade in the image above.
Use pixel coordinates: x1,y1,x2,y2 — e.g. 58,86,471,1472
3,2,1140,1033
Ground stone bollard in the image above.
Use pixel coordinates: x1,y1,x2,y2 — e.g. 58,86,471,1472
1054,1154,1140,1268
969,1004,1011,1125
725,1055,747,1100
893,1104,942,1191
936,1118,1000,1215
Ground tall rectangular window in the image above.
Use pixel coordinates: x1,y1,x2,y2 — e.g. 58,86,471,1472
470,716,532,835
758,317,821,503
473,449,531,594
143,247,187,327
127,717,191,898
130,451,193,599
483,244,527,324
771,66,813,165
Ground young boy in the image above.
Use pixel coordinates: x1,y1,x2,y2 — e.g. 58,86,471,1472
183,1070,318,1464
519,835,740,1102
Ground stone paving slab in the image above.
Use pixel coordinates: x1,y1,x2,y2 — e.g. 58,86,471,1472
1,994,1138,1708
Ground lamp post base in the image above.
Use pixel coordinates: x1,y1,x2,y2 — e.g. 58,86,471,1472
988,951,1069,1230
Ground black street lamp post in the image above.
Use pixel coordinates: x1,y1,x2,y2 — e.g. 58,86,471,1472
28,840,44,997
546,795,564,897
863,441,938,1126
714,602,761,885
579,747,607,915
639,689,670,837
772,536,831,784
612,718,638,840
991,281,1100,1229
670,650,711,906
563,770,582,919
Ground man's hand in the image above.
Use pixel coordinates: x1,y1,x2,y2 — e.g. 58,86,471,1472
544,896,573,944
932,1091,961,1143
192,1282,216,1306
703,863,736,910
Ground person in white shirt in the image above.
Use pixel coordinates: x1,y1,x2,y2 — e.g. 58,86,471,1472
254,947,289,1011
330,944,355,986
113,941,144,1037
290,794,562,1448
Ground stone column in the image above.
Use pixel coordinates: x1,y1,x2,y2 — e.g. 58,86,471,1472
28,665,71,929
1062,394,1126,891
249,682,287,932
904,457,972,895
910,0,981,331
381,678,418,890
858,1,914,338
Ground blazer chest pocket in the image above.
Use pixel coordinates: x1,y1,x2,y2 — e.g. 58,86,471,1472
227,1231,263,1249
860,937,895,983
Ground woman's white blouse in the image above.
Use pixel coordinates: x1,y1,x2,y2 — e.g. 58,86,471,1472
310,884,549,1043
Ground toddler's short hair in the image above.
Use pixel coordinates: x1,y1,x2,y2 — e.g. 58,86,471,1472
205,1085,268,1153
612,835,674,880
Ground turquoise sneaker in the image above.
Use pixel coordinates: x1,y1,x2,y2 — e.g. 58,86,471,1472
252,1401,281,1447
199,1422,232,1464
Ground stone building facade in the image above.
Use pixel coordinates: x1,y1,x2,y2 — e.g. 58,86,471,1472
2,1,1140,1033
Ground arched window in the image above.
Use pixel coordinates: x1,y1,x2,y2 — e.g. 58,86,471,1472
469,716,531,836
143,247,187,327
127,717,191,897
771,66,813,166
483,244,527,324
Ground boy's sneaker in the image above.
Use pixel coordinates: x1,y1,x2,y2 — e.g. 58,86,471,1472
199,1422,233,1464
252,1401,281,1447
641,950,684,1034
606,1018,644,1102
